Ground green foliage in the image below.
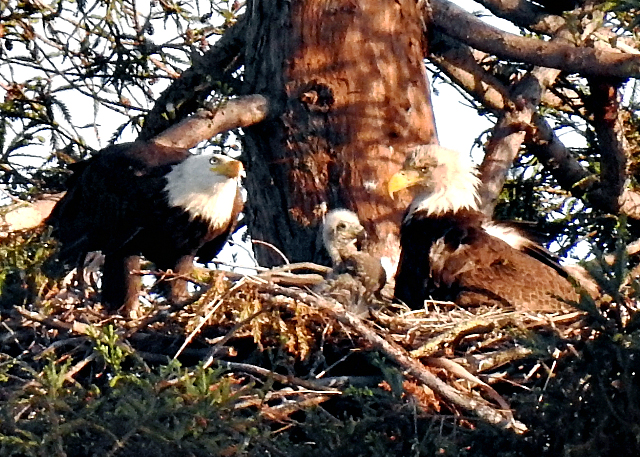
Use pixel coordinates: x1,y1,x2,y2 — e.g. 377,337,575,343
0,0,244,196
2,332,534,457
0,340,266,457
513,223,640,457
516,325,640,457
0,227,55,308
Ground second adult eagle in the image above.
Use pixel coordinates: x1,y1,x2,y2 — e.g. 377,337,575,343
47,143,243,312
388,144,580,312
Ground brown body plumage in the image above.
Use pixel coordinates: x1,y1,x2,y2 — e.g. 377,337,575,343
389,145,580,312
47,143,244,312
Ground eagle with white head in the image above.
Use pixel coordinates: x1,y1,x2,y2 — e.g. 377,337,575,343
47,143,244,313
388,144,582,312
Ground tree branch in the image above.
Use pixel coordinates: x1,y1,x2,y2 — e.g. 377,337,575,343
430,37,509,113
260,283,526,432
138,16,248,141
475,0,640,56
478,104,534,216
585,78,628,213
431,36,580,115
527,113,592,196
0,194,62,238
477,39,563,214
473,0,567,36
152,95,276,150
431,0,640,78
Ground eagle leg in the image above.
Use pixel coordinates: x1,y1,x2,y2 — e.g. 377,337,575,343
165,254,195,305
102,254,141,315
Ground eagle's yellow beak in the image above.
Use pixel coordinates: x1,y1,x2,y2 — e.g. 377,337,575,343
388,170,423,198
212,159,244,179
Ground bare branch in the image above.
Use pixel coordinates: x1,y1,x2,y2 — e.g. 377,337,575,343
139,15,248,141
430,37,509,113
475,0,640,56
431,0,640,78
152,95,276,150
478,106,535,216
478,64,562,214
431,36,585,115
219,360,341,393
585,78,627,213
260,282,527,432
0,194,62,238
474,0,567,36
528,113,592,195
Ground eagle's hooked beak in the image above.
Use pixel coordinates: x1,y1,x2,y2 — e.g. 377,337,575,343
387,169,424,198
212,159,244,179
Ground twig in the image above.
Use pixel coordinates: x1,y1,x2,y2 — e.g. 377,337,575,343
201,308,269,369
312,375,384,388
123,280,213,338
425,357,513,416
219,361,341,393
410,319,496,358
64,353,99,384
458,346,535,373
209,259,267,272
201,261,331,286
258,283,527,432
15,307,92,335
258,271,326,286
252,239,290,265
173,296,225,360
129,269,209,288
269,262,333,274
261,394,336,421
174,277,249,360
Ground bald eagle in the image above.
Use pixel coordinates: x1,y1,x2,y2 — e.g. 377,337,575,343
388,144,580,312
47,143,244,312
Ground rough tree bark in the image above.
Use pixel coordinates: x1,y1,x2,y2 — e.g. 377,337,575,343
240,0,438,267
16,0,640,263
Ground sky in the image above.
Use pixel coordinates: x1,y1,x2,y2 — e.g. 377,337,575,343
1,0,592,268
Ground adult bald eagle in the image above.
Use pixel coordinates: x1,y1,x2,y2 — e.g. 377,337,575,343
319,209,386,314
388,144,580,312
47,143,244,312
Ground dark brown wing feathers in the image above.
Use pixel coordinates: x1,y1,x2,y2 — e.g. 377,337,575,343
47,145,176,263
395,209,579,311
439,229,579,311
46,144,241,311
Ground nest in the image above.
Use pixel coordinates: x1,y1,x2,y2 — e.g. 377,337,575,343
2,260,599,437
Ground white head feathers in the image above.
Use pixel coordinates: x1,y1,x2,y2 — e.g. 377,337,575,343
405,145,481,217
164,154,241,229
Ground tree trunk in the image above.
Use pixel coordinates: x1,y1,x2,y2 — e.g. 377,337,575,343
241,0,437,267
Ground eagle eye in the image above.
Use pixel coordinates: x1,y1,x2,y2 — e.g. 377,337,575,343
209,156,221,166
336,222,347,230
